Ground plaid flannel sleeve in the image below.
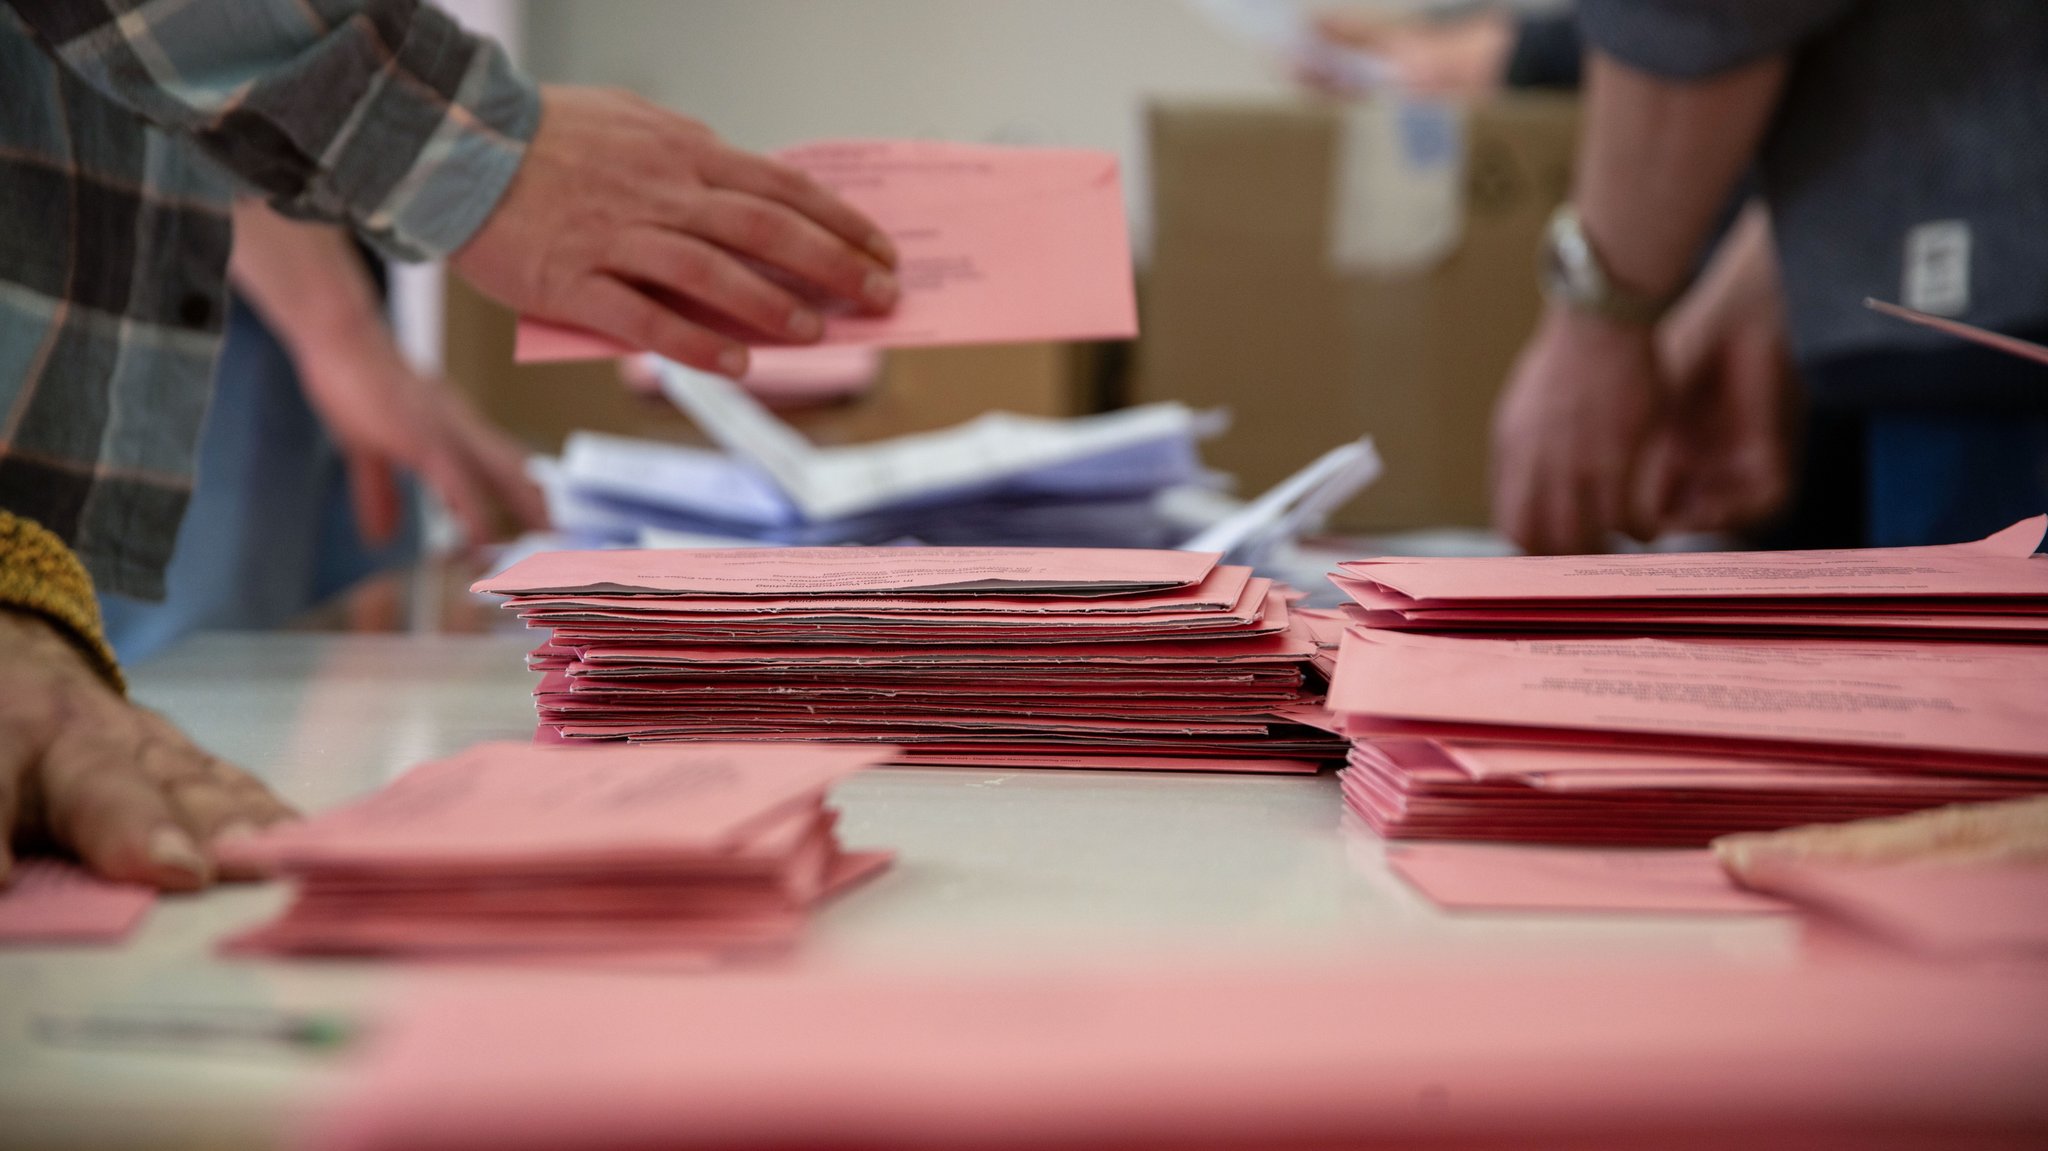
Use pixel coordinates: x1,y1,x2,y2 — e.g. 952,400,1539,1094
5,0,539,261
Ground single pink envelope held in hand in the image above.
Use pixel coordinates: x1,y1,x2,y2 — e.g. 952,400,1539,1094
0,859,155,944
515,139,1137,362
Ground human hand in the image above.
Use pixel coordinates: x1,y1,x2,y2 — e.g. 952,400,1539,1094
1634,205,1795,536
1310,8,1514,100
1715,797,2048,883
452,86,900,379
1,611,297,891
296,327,549,548
1491,307,1667,554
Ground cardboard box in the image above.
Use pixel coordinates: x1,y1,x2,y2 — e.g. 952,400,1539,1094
441,278,1112,453
1136,94,1578,530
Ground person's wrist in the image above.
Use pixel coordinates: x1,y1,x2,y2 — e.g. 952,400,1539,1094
1543,299,1658,350
0,608,109,691
1540,204,1686,327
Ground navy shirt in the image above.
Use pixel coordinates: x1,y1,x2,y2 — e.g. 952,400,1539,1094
1576,0,2048,370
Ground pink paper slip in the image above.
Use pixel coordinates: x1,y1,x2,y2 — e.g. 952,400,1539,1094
1736,860,2048,959
515,139,1136,361
1329,630,2048,763
475,546,1217,598
1387,844,1793,915
1335,515,2046,604
0,859,155,944
1865,298,2048,367
303,960,2048,1151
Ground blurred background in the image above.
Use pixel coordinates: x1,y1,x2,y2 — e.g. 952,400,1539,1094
424,0,1571,527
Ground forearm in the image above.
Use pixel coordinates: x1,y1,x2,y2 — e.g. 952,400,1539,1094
229,201,390,360
1575,49,1786,302
8,0,537,260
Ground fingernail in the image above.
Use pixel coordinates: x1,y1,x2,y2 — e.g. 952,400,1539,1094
864,270,899,308
717,347,749,378
149,826,212,884
866,232,898,265
786,309,823,342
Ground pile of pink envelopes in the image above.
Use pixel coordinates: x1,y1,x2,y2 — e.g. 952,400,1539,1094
217,742,891,960
1325,517,2048,845
473,547,1345,773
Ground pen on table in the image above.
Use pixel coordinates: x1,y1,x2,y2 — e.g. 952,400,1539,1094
32,1008,360,1054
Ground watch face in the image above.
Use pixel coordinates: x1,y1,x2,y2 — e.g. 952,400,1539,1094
1544,209,1599,302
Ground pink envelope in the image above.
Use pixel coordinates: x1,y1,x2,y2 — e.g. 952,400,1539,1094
1734,859,2048,959
475,546,1217,598
1328,630,2048,763
303,959,2048,1151
0,859,156,944
1334,515,2046,603
1386,844,1794,915
514,139,1136,361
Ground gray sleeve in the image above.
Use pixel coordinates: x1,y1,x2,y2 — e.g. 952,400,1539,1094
1575,0,1865,78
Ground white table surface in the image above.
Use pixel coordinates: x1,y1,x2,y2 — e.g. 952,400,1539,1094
0,633,1800,1150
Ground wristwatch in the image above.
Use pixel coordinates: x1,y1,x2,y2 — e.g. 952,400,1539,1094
1540,204,1682,326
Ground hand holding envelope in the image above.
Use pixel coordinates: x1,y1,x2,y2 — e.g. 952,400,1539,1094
516,139,1138,363
456,90,901,378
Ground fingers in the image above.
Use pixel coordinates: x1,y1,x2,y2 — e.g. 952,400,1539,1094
38,727,215,891
1715,797,2048,884
435,391,551,534
417,439,499,547
162,758,299,881
607,227,823,344
683,189,901,317
39,707,299,889
560,278,750,378
701,149,898,272
346,449,404,547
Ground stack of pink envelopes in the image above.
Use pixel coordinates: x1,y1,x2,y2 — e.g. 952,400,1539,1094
1325,518,2048,844
217,742,891,961
473,547,1345,773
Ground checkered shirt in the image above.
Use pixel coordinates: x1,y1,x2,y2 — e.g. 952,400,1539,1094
0,0,537,598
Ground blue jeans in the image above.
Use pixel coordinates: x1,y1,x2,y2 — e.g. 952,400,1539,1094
100,298,417,663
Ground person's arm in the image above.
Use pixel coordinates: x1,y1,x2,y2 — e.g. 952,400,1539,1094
1491,48,1785,553
6,0,533,261
1,512,296,890
1641,201,1797,534
6,0,899,378
228,201,548,546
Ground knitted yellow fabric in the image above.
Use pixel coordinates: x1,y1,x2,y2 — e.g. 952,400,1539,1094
0,510,124,693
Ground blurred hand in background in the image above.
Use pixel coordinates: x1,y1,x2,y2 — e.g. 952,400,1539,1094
229,202,549,549
1637,203,1797,538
